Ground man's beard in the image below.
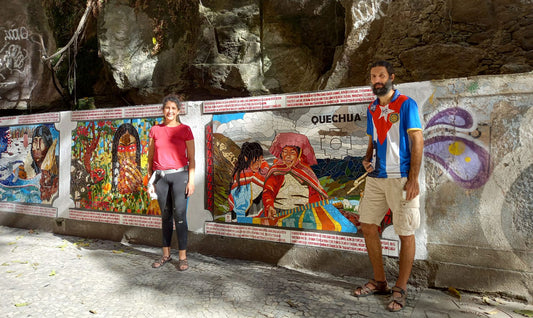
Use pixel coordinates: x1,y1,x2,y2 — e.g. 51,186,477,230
372,79,393,96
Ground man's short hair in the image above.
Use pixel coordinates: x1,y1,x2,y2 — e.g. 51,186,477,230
371,60,395,76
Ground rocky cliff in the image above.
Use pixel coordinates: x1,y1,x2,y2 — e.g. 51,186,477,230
1,0,531,112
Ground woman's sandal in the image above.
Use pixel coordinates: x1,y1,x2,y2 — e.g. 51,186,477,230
353,279,390,297
387,286,407,312
152,255,172,268
177,258,188,271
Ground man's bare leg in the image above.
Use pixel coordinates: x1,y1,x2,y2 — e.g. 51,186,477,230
354,223,386,295
388,234,415,311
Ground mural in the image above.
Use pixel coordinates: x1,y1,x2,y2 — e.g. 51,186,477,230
0,124,59,203
210,106,381,234
210,104,493,234
424,107,491,189
70,118,160,214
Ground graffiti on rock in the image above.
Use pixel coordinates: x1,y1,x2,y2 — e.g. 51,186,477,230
0,25,34,108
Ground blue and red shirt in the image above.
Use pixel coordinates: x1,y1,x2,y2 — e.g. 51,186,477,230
366,90,422,178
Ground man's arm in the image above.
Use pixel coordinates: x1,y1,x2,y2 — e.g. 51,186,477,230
362,136,374,173
405,130,423,200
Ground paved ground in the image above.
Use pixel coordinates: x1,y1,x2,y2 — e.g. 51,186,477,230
1,225,532,318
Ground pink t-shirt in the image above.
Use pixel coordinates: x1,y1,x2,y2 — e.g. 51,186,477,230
149,123,194,171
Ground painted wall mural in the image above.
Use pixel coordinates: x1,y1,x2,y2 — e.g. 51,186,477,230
209,102,493,235
0,123,59,203
70,118,160,214
423,107,491,189
210,105,379,234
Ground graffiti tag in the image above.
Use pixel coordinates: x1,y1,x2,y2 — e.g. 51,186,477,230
4,27,29,41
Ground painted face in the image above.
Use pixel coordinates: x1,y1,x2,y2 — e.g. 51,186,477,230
370,66,394,96
117,132,137,163
249,156,263,173
31,136,49,168
281,146,299,168
163,101,179,122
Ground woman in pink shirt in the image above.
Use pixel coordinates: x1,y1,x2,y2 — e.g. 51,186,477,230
147,94,195,271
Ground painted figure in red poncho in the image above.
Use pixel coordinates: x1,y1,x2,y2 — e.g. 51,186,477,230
228,142,269,222
263,132,328,219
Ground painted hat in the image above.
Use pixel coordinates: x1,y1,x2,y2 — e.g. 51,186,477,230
269,132,317,166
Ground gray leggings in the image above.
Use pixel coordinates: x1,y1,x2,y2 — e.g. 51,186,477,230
154,170,189,249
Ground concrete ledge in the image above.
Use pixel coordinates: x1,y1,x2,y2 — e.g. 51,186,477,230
433,261,533,303
428,242,532,272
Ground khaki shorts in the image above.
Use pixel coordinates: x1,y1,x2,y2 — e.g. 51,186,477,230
359,177,420,236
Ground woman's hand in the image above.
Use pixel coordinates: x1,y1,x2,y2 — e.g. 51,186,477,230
186,182,195,197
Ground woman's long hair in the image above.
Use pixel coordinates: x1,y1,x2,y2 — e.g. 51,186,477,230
112,123,141,189
31,125,53,174
230,142,263,194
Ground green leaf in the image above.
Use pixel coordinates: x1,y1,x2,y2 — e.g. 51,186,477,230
14,302,29,307
49,270,56,276
57,240,69,250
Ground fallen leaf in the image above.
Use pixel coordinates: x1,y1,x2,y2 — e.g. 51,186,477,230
89,310,97,314
514,309,533,317
57,240,69,250
112,249,124,254
49,270,56,276
14,302,29,307
484,309,499,315
74,242,90,248
8,242,17,245
286,300,297,308
16,236,24,240
448,287,461,300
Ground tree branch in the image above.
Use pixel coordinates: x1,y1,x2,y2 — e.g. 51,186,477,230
41,0,95,62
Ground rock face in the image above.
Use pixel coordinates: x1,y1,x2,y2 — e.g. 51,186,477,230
0,0,59,111
1,0,532,111
98,1,157,91
340,0,533,86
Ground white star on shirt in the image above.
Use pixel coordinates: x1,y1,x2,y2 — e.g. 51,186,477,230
379,104,394,120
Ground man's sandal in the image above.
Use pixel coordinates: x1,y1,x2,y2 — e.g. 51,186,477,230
387,286,407,312
177,258,189,271
353,279,390,297
152,255,172,268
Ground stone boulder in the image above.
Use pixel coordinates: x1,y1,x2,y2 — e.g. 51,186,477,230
3,0,533,111
0,0,59,111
